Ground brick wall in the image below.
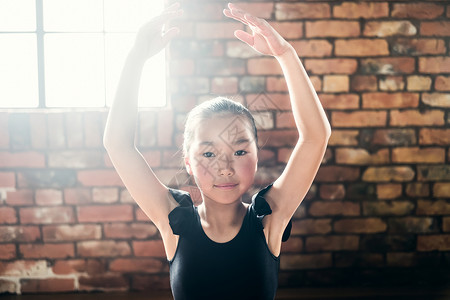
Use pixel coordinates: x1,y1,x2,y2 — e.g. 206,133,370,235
1,0,449,294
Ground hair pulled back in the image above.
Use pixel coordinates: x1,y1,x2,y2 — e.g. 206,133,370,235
183,97,258,157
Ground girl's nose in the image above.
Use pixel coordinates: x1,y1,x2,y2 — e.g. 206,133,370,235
217,154,234,176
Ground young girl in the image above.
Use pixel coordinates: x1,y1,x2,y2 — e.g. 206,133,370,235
104,3,331,300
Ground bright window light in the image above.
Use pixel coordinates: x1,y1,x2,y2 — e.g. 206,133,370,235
0,0,166,108
0,34,39,107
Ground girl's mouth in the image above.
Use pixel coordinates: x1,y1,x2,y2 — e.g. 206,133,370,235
214,183,238,190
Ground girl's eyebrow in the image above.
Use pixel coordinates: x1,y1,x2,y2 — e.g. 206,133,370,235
199,138,250,146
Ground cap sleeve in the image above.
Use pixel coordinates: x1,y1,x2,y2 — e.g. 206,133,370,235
168,189,195,236
251,183,292,242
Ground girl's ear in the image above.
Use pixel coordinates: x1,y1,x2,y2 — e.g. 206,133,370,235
185,157,193,175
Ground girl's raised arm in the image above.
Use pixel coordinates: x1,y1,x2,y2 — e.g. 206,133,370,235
224,3,331,255
103,4,183,259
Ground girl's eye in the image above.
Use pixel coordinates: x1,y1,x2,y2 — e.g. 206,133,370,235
202,152,215,158
234,150,247,156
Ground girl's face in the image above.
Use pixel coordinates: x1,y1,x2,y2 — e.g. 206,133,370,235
185,115,258,205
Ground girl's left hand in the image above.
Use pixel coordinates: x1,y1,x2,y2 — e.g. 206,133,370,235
223,3,291,57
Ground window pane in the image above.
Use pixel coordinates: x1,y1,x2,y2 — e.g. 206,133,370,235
44,33,105,107
104,0,163,32
43,0,103,32
105,34,166,108
0,34,38,108
0,0,36,31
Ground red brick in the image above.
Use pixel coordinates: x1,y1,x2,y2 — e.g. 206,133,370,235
0,260,48,276
392,3,444,19
417,200,450,215
406,183,429,197
335,39,389,56
444,218,450,232
28,113,47,149
64,188,92,205
322,75,349,92
435,76,450,91
328,130,359,146
392,147,445,163
371,129,417,146
362,167,415,182
92,187,118,203
334,218,387,233
0,172,15,188
392,38,446,56
363,201,414,216
379,76,404,91
248,58,282,75
0,226,40,242
421,21,450,36
5,190,33,206
0,113,9,149
77,241,131,257
364,21,417,37
281,237,303,253
419,57,450,73
65,112,83,148
351,75,377,92
377,184,402,200
77,170,124,187
133,240,166,258
20,207,75,224
157,110,174,147
83,112,102,148
77,205,133,223
332,111,387,127
20,243,74,258
336,148,389,165
335,2,388,18
316,166,359,182
0,151,45,168
35,189,63,205
417,235,450,251
132,274,169,291
306,235,359,251
48,150,104,168
270,22,303,39
109,258,164,273
434,183,450,198
104,223,158,239
43,224,101,241
254,111,274,130
318,94,359,110
320,184,345,200
309,201,360,217
291,219,332,235
390,110,445,126
305,58,357,75
275,112,294,129
362,93,419,108
196,22,243,39
407,76,432,91
247,93,291,111
211,77,238,95
417,166,450,181
0,207,17,224
47,113,65,149
257,130,298,148
306,21,359,38
280,253,331,270
0,244,16,259
78,274,128,291
275,3,330,20
52,259,106,275
291,40,333,58
361,58,415,74
21,278,75,293
422,93,450,108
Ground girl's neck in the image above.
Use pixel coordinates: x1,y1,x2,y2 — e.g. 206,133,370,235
198,197,248,231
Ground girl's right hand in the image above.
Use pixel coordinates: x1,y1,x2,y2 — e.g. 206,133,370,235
132,3,183,60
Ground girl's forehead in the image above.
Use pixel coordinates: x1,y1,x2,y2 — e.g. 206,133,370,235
193,115,254,144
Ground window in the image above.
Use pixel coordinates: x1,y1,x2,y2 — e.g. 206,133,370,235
0,0,166,108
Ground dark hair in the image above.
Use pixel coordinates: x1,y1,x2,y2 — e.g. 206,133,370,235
183,97,258,157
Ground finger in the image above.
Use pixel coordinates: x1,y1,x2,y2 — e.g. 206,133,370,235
223,9,249,26
234,30,254,47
